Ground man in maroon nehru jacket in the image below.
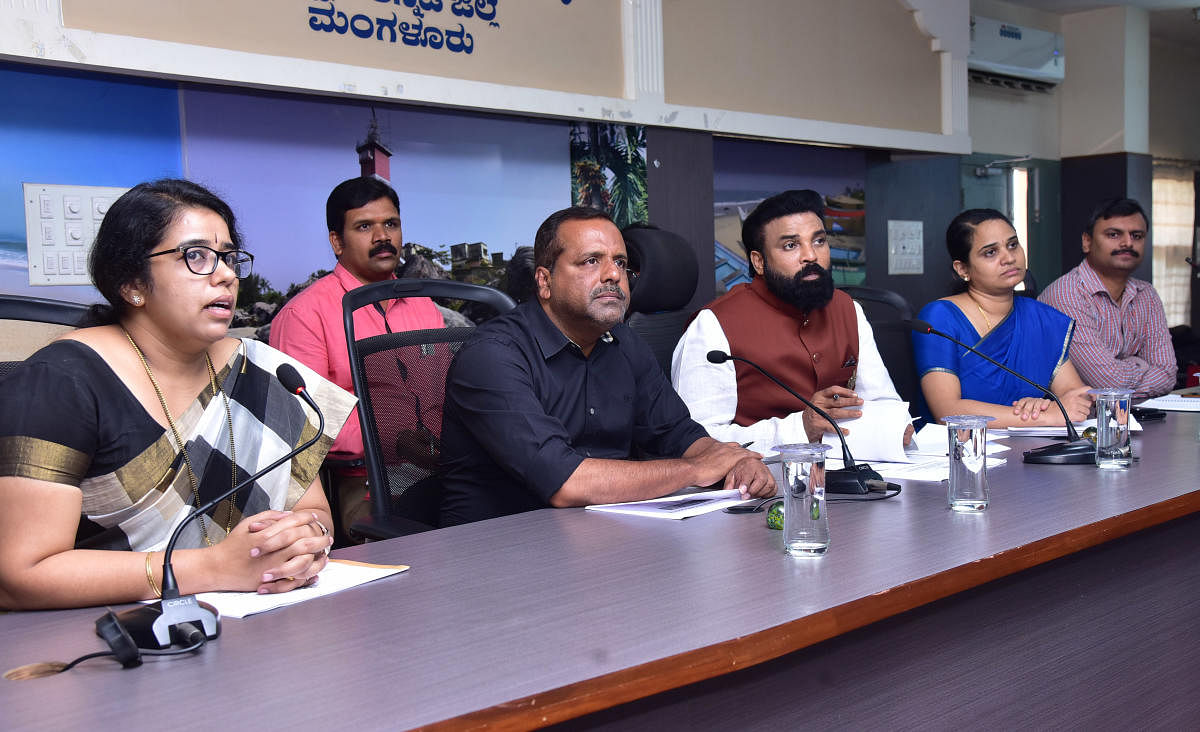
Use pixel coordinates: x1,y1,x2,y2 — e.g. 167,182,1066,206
671,189,912,454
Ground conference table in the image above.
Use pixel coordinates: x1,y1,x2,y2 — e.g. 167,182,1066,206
2,414,1198,730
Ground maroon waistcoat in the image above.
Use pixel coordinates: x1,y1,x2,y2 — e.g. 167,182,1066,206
707,278,859,427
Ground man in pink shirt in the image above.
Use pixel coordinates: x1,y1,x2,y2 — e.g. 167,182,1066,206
271,177,443,533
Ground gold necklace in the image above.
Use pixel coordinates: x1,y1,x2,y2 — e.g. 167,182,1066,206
965,291,1008,334
123,329,237,546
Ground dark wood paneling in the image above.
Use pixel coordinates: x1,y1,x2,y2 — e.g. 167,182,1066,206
1060,152,1154,282
644,126,716,313
864,152,962,311
1193,170,1200,329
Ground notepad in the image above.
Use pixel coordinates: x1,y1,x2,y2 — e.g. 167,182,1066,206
196,559,409,619
1137,394,1200,412
585,489,752,519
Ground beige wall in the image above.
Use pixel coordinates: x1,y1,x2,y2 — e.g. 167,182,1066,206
967,0,1060,159
969,83,1059,159
61,0,625,98
0,323,74,361
971,0,1059,34
1150,37,1200,162
662,0,943,134
7,0,972,153
1059,6,1149,158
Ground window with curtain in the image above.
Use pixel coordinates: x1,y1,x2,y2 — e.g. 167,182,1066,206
1151,163,1196,327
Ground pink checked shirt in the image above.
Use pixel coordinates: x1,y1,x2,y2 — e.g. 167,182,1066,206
269,263,444,459
1038,259,1176,398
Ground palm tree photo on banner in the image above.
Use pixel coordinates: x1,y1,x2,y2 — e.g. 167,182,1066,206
569,122,647,228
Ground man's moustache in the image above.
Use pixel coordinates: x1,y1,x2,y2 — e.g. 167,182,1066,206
592,285,626,300
796,263,827,279
1113,249,1139,258
369,243,398,257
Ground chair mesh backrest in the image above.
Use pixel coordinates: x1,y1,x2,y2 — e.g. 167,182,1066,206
343,279,516,529
352,326,475,523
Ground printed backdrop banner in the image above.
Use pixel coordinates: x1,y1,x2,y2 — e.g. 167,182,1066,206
61,0,624,98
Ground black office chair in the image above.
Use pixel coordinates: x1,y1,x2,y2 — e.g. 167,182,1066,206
343,279,516,541
1017,269,1039,298
0,294,89,380
623,226,699,374
838,286,920,407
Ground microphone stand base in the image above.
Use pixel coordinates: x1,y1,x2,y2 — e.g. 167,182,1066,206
113,596,221,649
1023,439,1096,465
827,463,883,494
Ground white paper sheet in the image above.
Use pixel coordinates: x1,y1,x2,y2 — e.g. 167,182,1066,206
908,422,1009,457
823,453,1008,482
820,400,916,463
1137,394,1200,412
585,489,751,519
197,559,409,619
992,414,1142,437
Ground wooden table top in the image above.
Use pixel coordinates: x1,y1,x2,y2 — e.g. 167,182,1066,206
1,414,1197,730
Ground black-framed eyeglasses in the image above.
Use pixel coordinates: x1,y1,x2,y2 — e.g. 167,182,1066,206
147,245,255,279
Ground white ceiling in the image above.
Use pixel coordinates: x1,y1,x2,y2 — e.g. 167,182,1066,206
1001,1,1200,45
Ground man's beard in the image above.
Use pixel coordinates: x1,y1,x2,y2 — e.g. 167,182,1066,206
763,261,835,312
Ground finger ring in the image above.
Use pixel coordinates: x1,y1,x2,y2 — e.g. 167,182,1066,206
285,576,295,581
832,394,839,402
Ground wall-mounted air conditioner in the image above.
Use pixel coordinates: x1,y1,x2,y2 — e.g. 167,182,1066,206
969,15,1065,92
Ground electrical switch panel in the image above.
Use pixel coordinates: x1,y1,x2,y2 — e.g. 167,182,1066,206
23,183,130,286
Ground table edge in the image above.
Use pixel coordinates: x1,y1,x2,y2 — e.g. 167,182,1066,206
424,490,1200,731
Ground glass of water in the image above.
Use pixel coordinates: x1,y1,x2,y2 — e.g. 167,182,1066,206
773,443,832,556
942,415,994,512
1090,388,1133,469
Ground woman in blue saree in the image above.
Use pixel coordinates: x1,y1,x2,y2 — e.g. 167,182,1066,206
913,209,1093,427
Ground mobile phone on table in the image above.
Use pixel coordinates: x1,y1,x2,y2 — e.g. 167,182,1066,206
1131,406,1166,422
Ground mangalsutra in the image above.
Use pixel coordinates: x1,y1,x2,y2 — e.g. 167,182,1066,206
124,329,237,546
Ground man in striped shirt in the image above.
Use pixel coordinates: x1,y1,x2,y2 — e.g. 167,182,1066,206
1039,198,1176,399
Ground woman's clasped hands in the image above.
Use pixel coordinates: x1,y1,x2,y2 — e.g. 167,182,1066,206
212,510,333,595
1010,386,1094,423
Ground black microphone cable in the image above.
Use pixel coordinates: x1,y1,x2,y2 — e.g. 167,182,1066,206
3,612,206,680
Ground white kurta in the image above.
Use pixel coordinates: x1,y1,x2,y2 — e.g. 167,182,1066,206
670,304,907,455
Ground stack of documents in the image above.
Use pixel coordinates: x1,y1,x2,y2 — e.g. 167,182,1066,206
823,422,1008,482
586,489,750,519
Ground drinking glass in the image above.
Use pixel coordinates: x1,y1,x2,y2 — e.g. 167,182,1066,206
1090,388,1133,469
773,443,832,556
942,415,994,512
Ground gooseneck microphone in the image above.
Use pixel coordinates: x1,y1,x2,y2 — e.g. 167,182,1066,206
109,363,326,650
906,318,1095,465
706,350,885,494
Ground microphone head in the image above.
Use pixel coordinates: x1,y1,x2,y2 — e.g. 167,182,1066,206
706,350,730,364
905,318,934,335
276,363,307,394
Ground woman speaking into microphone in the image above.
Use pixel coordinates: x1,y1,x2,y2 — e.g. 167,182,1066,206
0,180,355,610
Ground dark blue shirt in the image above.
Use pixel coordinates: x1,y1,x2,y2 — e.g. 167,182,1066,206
439,300,708,526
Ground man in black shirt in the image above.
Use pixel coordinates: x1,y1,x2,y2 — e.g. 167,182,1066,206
440,206,774,526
